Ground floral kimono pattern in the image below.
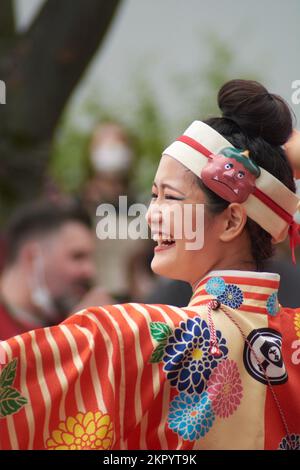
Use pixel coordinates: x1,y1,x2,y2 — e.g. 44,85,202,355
0,270,299,450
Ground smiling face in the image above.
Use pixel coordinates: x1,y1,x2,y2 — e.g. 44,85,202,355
146,154,256,285
146,155,223,284
201,151,258,203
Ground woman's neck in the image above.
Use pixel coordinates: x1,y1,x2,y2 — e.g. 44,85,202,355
191,258,257,292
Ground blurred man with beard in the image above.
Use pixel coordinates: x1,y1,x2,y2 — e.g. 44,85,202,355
0,201,102,340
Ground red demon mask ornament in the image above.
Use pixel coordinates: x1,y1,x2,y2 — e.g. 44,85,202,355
201,147,261,203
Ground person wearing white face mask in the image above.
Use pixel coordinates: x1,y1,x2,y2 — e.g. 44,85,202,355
82,122,154,302
0,201,98,340
84,122,134,209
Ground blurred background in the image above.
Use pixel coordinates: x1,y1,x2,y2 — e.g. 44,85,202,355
0,0,299,339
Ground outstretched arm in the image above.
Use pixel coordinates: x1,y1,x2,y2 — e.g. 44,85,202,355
0,303,169,450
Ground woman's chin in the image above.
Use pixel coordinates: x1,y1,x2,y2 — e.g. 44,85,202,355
151,249,179,278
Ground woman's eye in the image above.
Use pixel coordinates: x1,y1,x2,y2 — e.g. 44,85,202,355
237,172,245,179
165,195,181,200
151,193,183,201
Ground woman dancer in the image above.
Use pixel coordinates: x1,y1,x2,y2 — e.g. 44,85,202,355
1,80,300,450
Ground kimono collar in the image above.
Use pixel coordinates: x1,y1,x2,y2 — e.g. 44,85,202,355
189,270,280,316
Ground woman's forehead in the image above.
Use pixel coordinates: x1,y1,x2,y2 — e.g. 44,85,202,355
154,155,203,200
154,155,193,184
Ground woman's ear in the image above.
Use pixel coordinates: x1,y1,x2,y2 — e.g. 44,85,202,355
219,203,248,242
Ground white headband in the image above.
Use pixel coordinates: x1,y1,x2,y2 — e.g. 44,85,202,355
163,121,300,261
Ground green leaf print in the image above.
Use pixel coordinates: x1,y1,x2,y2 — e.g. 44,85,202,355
0,386,28,418
150,322,172,343
0,358,17,388
0,358,28,418
149,343,166,363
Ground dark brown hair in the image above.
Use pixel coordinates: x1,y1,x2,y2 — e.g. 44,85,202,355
5,200,92,265
198,79,295,270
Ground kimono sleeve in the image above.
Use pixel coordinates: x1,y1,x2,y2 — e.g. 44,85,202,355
0,303,161,450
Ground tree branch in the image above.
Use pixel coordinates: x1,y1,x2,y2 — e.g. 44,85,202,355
0,0,15,41
1,0,121,139
0,0,121,220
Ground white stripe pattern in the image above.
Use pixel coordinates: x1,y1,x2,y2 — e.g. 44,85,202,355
44,328,68,421
100,306,126,449
28,330,52,445
75,324,106,412
60,325,86,413
115,304,143,423
14,335,35,449
82,312,115,392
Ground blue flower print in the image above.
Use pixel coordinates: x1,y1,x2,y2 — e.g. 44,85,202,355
278,434,300,450
162,317,228,394
267,292,280,317
168,391,215,441
206,277,226,297
217,284,244,309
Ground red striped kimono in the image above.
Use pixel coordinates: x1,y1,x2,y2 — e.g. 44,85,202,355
1,270,300,450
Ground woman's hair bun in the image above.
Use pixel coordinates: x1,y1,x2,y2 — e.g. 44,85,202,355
218,79,293,146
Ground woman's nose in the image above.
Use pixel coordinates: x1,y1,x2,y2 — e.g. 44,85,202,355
146,202,162,228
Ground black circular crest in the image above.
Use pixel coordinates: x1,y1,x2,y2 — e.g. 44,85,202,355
243,328,287,385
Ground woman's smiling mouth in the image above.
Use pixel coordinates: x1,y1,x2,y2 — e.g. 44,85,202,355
152,233,176,251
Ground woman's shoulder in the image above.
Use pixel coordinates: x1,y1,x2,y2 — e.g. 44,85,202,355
62,302,210,340
66,302,192,327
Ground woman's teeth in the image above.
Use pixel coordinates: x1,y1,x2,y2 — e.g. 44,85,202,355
152,234,175,246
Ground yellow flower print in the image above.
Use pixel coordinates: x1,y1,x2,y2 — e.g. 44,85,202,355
46,411,113,450
294,313,300,339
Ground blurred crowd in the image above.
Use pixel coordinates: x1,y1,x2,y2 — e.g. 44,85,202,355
0,123,299,340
